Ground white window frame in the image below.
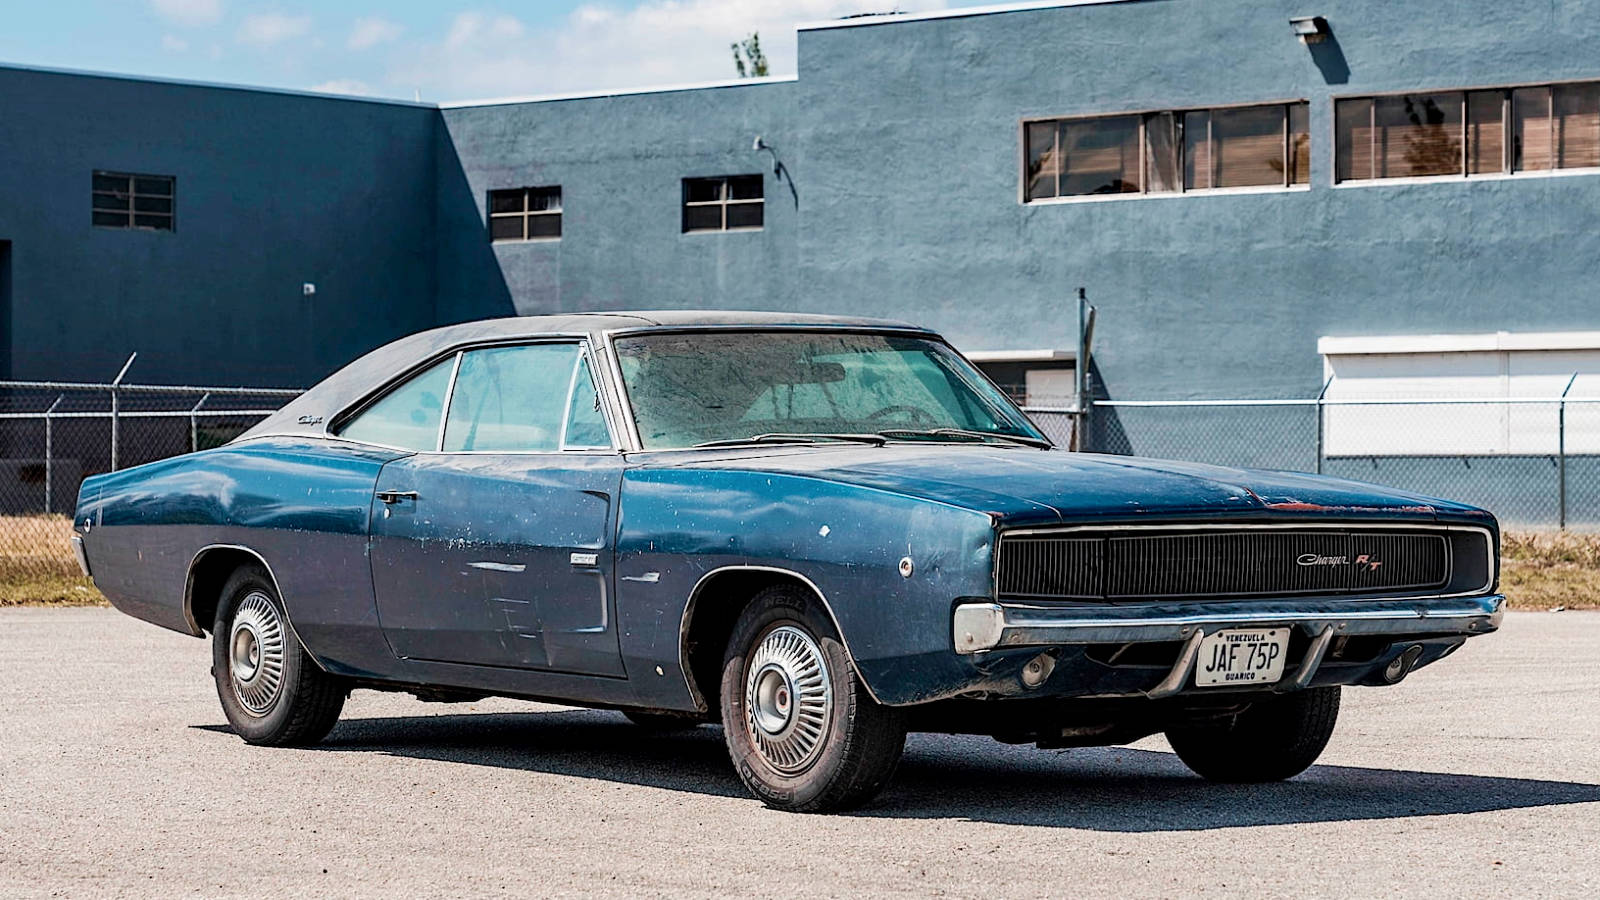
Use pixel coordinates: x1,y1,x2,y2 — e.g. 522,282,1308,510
1020,99,1311,205
682,175,764,232
1332,77,1600,187
488,186,562,243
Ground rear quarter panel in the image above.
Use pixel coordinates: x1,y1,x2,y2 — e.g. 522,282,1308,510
74,438,403,675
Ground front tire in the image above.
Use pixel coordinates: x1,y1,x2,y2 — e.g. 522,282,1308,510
211,565,346,746
720,586,906,812
1165,686,1341,782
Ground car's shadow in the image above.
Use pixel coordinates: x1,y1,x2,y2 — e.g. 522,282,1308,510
195,709,1600,831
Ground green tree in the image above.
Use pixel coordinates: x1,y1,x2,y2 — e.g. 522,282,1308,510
731,32,769,78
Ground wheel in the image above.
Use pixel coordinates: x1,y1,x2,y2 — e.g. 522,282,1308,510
1165,686,1341,782
719,585,907,812
622,710,704,731
211,565,347,746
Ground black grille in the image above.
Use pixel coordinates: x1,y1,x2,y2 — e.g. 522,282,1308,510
997,529,1450,601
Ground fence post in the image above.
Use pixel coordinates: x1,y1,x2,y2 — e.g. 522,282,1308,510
44,394,63,514
1314,375,1333,475
1559,373,1578,530
190,392,210,453
109,353,137,472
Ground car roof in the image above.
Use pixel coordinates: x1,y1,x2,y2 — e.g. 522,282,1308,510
419,309,924,336
238,310,936,443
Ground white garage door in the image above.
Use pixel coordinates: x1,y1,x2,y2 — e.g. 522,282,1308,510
1319,332,1600,456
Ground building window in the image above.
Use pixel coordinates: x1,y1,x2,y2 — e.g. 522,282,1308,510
1335,81,1600,182
682,175,763,232
488,186,562,242
92,171,174,231
1024,102,1309,201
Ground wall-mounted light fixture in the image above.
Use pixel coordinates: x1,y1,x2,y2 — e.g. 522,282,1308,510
752,135,780,175
1290,15,1330,43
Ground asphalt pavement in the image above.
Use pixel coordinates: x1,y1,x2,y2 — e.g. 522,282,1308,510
2,608,1597,898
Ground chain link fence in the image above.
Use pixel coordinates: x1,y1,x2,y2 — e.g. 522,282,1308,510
1024,392,1600,531
5,374,1598,598
0,380,298,596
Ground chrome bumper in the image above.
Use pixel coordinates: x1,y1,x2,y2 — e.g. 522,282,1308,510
953,594,1505,655
70,535,91,578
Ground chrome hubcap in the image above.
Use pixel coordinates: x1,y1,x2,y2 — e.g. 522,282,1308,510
744,625,832,774
229,592,285,716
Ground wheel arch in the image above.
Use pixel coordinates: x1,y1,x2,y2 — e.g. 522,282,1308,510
678,565,881,713
184,544,287,637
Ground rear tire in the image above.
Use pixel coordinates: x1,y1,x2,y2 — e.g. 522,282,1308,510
720,585,906,812
1165,686,1340,782
211,565,346,746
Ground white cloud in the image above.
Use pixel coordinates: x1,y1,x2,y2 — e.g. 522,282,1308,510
238,13,312,46
395,1,948,102
150,0,222,27
348,16,404,51
161,34,190,53
310,79,374,96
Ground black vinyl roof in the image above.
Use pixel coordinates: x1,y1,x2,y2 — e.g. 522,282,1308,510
239,310,931,442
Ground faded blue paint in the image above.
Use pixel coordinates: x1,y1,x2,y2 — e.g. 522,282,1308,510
74,316,1502,710
7,0,1600,523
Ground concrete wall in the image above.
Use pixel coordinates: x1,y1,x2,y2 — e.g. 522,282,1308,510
0,67,440,386
792,0,1600,401
437,80,798,321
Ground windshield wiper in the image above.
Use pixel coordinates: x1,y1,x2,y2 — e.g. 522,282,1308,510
876,428,1053,449
693,432,889,449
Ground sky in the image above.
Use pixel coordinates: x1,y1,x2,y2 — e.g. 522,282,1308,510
0,1,949,103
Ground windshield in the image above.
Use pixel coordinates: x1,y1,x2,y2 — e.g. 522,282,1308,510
613,330,1048,449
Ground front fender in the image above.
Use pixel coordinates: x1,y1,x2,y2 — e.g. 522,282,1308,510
615,467,997,706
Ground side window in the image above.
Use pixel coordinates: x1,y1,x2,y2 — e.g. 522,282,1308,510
337,357,455,450
563,356,612,449
442,344,581,452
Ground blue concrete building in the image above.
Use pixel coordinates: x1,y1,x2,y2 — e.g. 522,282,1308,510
2,0,1599,523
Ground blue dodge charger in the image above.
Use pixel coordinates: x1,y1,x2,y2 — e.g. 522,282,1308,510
72,312,1503,812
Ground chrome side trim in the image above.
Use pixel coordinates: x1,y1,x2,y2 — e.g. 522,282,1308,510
677,564,883,710
181,543,333,674
996,522,1497,601
70,535,91,578
182,544,285,636
952,594,1505,654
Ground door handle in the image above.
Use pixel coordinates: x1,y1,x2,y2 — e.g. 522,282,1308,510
375,490,419,505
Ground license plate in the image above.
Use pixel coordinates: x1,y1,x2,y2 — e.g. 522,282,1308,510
1194,628,1289,687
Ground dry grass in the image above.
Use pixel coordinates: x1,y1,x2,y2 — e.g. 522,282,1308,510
0,515,104,606
0,516,1594,609
1502,531,1600,610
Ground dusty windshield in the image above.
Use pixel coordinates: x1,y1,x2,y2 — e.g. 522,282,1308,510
613,330,1047,449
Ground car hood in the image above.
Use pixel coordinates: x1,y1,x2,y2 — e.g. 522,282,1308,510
655,446,1489,527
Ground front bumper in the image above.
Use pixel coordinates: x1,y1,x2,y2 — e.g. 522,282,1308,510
952,594,1505,698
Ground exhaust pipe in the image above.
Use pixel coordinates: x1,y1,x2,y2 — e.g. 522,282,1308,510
1382,644,1426,684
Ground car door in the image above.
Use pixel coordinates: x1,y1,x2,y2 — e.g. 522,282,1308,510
364,341,626,677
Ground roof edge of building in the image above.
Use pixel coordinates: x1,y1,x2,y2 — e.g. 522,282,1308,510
440,75,798,110
798,0,1143,33
0,59,436,108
